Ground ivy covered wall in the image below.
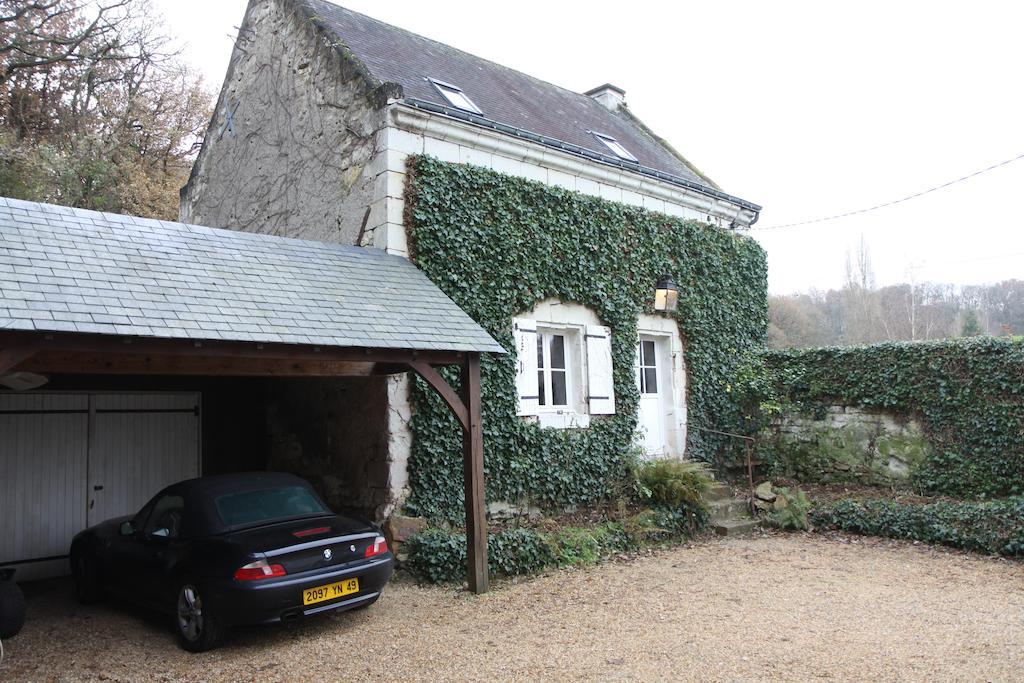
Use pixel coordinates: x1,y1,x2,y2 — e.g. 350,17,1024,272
758,338,1024,498
402,156,768,522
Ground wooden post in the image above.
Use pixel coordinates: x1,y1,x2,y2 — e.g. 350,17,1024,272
461,352,488,593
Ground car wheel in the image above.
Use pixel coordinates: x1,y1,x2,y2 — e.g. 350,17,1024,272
0,581,26,639
72,554,103,605
175,582,223,652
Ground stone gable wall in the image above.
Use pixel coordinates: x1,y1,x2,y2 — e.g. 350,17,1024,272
180,0,385,244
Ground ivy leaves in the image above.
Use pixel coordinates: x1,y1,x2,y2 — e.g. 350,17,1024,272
761,338,1024,498
403,156,768,522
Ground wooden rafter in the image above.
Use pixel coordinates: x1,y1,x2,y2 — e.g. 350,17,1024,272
409,361,469,431
0,331,466,366
17,352,385,377
0,347,36,374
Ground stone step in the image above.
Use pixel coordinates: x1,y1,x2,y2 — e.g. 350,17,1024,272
708,498,751,522
703,483,733,502
711,518,760,536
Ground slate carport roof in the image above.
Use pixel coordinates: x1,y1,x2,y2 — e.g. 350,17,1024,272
0,197,504,354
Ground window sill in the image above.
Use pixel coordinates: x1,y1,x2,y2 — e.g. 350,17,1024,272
531,411,591,430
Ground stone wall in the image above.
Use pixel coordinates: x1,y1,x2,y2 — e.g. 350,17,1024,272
763,406,931,486
179,0,387,244
264,376,394,522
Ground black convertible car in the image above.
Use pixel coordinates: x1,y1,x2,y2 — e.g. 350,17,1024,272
70,472,394,651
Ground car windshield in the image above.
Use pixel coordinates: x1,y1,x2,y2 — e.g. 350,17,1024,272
214,485,327,528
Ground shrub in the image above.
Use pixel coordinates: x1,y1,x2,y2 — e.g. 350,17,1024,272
489,528,556,575
549,527,604,566
767,487,811,531
811,496,1024,556
404,508,708,583
635,458,714,511
403,528,467,583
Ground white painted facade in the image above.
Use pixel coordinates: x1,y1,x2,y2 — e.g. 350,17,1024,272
359,102,758,258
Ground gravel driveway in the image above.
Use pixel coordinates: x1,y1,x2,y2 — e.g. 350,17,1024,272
2,533,1022,682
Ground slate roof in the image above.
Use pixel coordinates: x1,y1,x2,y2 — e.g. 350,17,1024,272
298,1,759,210
0,198,505,353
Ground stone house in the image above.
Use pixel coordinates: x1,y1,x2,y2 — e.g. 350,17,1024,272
181,0,763,521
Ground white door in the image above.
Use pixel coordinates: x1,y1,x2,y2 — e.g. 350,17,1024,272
0,392,201,581
87,393,201,527
0,394,89,581
636,336,667,457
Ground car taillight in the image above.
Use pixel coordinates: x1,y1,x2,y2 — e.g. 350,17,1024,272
292,526,331,538
234,559,287,581
365,536,388,558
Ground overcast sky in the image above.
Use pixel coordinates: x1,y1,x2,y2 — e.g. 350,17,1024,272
156,0,1024,294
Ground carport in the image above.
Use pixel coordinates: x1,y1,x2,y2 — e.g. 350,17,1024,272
0,197,503,593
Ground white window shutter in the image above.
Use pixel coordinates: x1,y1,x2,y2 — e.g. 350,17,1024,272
586,325,616,415
513,318,539,416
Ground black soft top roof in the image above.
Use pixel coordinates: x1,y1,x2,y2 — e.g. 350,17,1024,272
165,472,330,535
171,471,312,498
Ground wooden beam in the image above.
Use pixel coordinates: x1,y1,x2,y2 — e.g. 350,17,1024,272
408,361,469,431
0,330,467,366
0,347,36,374
461,353,488,594
18,352,380,377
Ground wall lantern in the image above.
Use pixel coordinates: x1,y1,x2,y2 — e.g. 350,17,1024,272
654,275,679,312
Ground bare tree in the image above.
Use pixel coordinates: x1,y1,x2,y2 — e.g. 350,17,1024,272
0,0,211,218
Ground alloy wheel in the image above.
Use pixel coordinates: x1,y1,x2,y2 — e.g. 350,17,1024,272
177,585,204,642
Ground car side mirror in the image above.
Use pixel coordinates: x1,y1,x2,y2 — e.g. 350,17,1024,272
120,521,136,536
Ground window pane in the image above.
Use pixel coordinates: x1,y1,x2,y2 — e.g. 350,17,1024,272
550,334,566,369
437,84,481,113
215,486,326,528
537,370,546,405
643,367,658,394
642,340,656,367
551,369,567,405
537,334,544,368
145,495,184,538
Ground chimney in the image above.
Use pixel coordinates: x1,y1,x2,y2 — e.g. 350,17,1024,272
584,83,626,110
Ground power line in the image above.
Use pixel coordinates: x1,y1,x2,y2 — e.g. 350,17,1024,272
752,151,1024,232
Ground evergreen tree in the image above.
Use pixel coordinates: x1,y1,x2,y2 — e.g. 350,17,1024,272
960,310,983,337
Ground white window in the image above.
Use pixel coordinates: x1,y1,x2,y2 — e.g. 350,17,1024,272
590,131,638,162
637,339,659,395
429,78,483,115
537,330,571,408
513,304,616,426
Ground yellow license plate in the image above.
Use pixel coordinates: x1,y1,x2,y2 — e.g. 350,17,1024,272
303,577,359,605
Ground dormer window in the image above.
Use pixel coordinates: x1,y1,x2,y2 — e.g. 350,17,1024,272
590,131,638,162
429,78,483,115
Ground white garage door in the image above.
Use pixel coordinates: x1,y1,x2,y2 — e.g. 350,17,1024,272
0,393,200,581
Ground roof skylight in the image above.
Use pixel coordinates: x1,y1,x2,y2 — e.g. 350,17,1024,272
429,78,483,115
590,131,638,162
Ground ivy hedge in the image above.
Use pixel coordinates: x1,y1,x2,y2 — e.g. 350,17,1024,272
404,507,707,583
403,155,768,522
751,338,1024,498
811,497,1024,556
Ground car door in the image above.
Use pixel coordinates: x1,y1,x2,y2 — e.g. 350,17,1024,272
100,497,157,598
133,493,188,610
103,493,184,607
